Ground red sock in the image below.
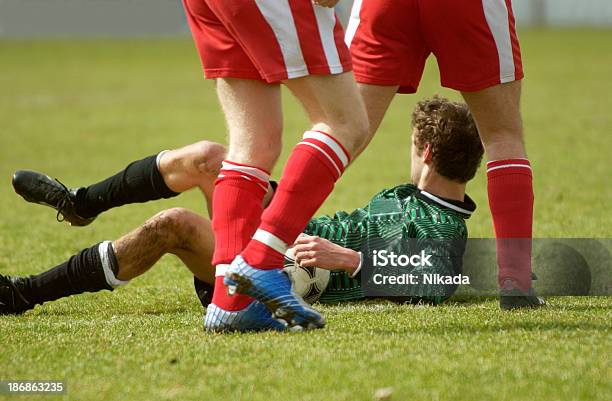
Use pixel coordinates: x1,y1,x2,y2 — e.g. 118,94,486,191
487,158,534,291
210,161,270,310
241,131,350,269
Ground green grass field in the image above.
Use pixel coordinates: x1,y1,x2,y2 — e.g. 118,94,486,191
0,29,611,401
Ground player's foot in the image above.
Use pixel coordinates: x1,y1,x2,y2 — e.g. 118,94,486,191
0,275,33,315
224,255,325,330
499,279,546,310
12,170,95,227
204,301,287,332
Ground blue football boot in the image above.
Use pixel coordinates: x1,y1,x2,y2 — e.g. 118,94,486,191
204,300,287,332
224,255,325,330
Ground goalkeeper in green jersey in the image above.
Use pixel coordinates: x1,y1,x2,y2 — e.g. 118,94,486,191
2,97,485,316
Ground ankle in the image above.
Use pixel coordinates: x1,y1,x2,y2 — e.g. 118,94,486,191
211,275,254,311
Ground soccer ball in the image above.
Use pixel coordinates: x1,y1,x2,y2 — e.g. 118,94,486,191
283,247,330,304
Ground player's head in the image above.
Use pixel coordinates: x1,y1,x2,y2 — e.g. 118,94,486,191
410,96,484,184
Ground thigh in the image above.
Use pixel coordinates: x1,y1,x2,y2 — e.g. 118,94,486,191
347,0,430,94
182,0,262,80
421,0,523,92
208,0,352,83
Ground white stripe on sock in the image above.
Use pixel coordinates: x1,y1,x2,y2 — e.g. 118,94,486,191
487,164,532,173
217,173,269,192
252,229,288,255
98,241,129,288
221,162,270,183
156,150,170,170
487,157,529,166
298,141,342,177
215,264,230,278
303,131,349,167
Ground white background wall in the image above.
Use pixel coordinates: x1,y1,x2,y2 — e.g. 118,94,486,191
0,0,611,38
512,0,612,26
0,0,187,37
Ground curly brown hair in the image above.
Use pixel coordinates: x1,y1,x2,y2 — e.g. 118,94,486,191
411,96,484,183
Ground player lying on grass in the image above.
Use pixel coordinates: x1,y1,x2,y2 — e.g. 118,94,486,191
2,97,521,329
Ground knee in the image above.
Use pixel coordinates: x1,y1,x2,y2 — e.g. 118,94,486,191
189,141,227,176
160,141,227,191
148,208,198,249
316,100,370,158
227,137,282,171
313,116,370,158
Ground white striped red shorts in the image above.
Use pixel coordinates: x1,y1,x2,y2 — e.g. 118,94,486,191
345,0,524,93
182,0,352,83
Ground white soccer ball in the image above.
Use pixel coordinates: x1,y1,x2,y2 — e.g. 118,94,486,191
283,247,330,304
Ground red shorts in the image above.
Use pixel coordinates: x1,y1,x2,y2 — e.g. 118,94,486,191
182,0,352,83
346,0,523,93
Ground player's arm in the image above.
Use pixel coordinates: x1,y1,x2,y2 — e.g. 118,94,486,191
294,191,378,275
292,235,362,277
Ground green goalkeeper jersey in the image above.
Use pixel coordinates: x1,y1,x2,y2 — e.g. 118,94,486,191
303,183,476,304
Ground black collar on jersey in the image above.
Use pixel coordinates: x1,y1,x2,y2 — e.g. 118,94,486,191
415,189,477,218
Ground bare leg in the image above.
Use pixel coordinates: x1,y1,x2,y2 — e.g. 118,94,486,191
356,83,398,150
13,140,230,223
234,71,372,257
0,208,217,314
113,208,216,285
284,72,369,156
209,72,370,323
215,79,284,169
159,141,227,194
239,71,370,271
461,81,534,292
158,141,226,217
157,140,275,217
461,81,525,161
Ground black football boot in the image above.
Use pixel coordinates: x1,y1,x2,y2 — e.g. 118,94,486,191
0,275,34,315
12,170,95,227
499,277,546,310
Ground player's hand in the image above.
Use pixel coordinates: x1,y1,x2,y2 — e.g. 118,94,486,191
292,235,360,274
312,0,340,9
